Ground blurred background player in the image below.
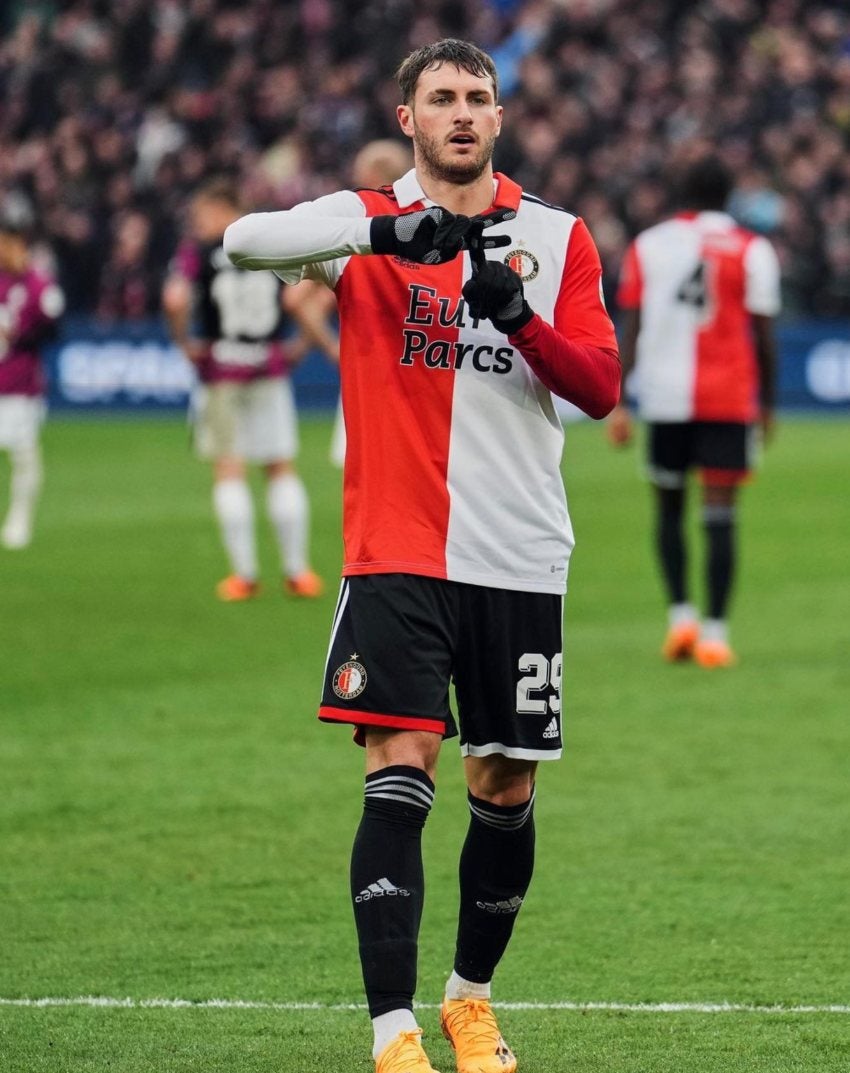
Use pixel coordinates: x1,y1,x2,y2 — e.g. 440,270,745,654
162,178,333,600
608,156,781,667
0,211,64,550
285,139,414,468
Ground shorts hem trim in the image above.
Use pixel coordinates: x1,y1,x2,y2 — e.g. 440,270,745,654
318,706,445,737
460,742,563,761
699,467,751,486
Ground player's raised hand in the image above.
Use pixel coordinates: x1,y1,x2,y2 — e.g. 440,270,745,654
462,257,533,334
370,206,474,265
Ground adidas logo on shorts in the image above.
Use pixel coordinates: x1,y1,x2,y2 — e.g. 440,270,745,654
355,877,411,903
542,717,559,740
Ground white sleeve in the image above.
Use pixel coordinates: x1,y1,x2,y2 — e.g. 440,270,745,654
744,235,781,316
223,190,372,285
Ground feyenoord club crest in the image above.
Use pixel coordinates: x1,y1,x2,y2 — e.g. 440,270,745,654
504,248,539,282
333,658,367,700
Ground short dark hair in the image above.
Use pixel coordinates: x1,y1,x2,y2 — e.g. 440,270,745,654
194,177,241,209
396,38,499,104
677,157,733,211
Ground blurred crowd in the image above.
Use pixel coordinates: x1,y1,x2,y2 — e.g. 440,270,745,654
1,0,849,320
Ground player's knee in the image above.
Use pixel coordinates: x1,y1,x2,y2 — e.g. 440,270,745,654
364,728,442,782
465,755,536,806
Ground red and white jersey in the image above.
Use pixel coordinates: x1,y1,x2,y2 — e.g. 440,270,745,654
225,170,618,594
0,266,64,397
617,211,780,422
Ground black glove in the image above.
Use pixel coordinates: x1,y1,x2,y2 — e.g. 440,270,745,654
462,259,533,333
370,206,472,265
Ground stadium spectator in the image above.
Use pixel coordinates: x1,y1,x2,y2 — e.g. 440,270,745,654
608,155,781,668
224,36,619,1073
1,1,849,320
161,178,330,600
0,208,64,549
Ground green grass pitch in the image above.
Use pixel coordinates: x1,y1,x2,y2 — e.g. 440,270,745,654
1,413,848,1072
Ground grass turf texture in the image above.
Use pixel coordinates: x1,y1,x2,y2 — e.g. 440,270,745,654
1,414,847,1072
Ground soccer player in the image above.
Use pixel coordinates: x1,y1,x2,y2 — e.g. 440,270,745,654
0,213,64,550
162,178,331,601
225,39,619,1073
608,156,781,667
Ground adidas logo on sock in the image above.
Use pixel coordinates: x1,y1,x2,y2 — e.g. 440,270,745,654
355,877,411,903
476,894,524,914
542,717,559,740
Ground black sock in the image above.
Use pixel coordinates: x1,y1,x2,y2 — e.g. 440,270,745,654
704,504,736,619
656,487,688,605
454,790,536,985
350,765,434,1017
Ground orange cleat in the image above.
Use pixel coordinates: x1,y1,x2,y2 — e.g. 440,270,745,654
215,575,260,601
284,570,325,598
694,639,736,668
375,1029,440,1073
440,998,516,1073
661,621,700,662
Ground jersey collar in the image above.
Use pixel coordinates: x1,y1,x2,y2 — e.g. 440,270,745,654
393,169,523,214
676,210,735,228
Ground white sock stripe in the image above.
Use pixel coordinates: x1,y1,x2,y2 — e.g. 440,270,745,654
469,790,535,830
366,773,434,792
469,804,530,830
365,790,434,810
703,504,737,524
366,775,434,804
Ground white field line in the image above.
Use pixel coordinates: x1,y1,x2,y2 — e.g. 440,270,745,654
1,997,849,1015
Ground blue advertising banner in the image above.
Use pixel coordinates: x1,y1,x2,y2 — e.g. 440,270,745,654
44,317,850,414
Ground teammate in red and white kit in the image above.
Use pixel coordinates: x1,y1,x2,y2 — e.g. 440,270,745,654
163,179,335,601
609,156,780,667
0,214,64,550
225,40,619,1073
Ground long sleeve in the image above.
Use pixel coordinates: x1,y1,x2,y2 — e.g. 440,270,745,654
509,217,620,418
223,191,372,281
508,315,620,418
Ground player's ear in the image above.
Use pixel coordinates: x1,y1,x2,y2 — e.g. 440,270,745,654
397,103,414,139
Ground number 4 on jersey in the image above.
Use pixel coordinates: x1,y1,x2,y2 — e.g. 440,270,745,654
676,261,707,308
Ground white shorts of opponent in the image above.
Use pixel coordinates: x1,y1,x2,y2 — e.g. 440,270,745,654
0,395,46,450
192,376,298,463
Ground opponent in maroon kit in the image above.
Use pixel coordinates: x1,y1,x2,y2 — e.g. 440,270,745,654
226,40,619,1073
163,179,336,601
0,214,64,550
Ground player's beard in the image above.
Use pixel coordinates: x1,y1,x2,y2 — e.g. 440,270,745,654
413,124,496,185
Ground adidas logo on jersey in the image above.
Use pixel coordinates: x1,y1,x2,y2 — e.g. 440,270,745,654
355,877,411,903
542,717,559,740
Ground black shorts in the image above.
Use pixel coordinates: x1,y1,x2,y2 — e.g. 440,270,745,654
319,574,564,760
648,421,755,488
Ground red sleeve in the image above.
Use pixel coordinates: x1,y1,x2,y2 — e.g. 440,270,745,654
507,218,620,419
616,241,642,310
